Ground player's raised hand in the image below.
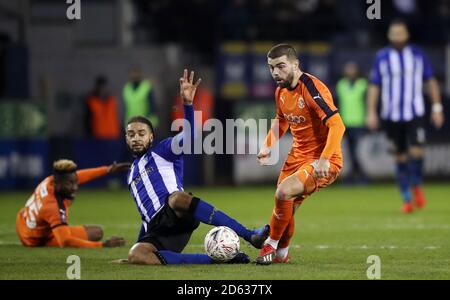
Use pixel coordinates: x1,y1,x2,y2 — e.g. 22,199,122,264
179,68,201,105
103,236,126,248
313,158,330,179
257,147,271,166
107,162,131,173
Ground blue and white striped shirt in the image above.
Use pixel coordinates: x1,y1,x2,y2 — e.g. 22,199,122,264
127,105,194,226
370,44,433,122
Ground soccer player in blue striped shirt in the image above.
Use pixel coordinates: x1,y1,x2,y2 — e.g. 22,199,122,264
367,20,445,213
124,69,269,265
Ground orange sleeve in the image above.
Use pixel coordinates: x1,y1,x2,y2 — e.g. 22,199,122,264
304,78,338,123
320,113,346,159
76,166,109,185
42,198,68,229
264,88,290,148
52,225,103,248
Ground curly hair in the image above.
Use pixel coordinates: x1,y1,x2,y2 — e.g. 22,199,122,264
53,159,77,175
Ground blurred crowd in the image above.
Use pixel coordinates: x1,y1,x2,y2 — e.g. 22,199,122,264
133,0,450,61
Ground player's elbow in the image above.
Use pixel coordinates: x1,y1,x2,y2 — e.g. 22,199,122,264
337,117,346,135
327,114,346,135
58,238,71,248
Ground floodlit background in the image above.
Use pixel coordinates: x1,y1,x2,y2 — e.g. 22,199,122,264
0,0,449,279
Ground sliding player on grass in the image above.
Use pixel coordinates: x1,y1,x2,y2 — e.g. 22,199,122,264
124,69,269,265
256,44,346,265
16,160,128,248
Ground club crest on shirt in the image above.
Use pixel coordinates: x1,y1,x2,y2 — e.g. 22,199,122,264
298,97,305,109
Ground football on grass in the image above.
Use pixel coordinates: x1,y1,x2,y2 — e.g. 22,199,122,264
204,226,240,262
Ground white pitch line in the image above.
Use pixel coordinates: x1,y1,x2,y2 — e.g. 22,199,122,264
184,244,442,250
0,241,21,246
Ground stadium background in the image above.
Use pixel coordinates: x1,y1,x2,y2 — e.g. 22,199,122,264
0,0,449,280
1,0,449,189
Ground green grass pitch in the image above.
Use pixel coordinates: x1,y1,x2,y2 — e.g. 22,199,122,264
0,184,449,280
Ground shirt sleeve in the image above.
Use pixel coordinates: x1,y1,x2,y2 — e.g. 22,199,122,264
264,88,290,148
76,166,109,185
321,113,346,159
52,225,103,248
170,104,195,156
303,77,338,123
421,50,434,81
369,54,382,86
152,137,180,162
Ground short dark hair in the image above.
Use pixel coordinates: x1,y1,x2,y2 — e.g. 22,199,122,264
267,44,298,61
127,115,154,134
389,18,408,29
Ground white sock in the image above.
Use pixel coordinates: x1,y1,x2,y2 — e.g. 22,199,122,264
276,247,289,259
265,238,279,249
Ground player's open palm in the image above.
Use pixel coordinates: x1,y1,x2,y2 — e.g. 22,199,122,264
179,69,201,105
108,162,131,173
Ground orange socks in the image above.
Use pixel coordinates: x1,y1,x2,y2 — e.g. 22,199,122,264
278,216,295,248
269,198,294,241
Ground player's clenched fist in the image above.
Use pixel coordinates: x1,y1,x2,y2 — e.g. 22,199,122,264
313,158,330,179
257,147,271,166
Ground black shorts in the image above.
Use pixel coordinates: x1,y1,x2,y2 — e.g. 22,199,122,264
137,201,200,253
382,118,426,154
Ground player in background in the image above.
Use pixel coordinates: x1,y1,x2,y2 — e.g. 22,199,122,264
256,44,346,265
124,69,269,265
16,160,128,248
366,20,445,213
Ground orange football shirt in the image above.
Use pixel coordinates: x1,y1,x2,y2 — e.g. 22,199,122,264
265,73,343,168
16,167,108,247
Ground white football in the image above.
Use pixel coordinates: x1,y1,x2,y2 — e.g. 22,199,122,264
204,226,240,262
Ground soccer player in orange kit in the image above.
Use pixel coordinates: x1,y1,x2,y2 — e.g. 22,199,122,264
16,159,129,248
255,44,346,265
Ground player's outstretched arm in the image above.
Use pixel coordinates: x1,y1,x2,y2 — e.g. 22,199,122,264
107,162,131,174
175,69,201,147
52,225,125,248
77,162,130,185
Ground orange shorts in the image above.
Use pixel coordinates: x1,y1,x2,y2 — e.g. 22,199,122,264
278,156,341,203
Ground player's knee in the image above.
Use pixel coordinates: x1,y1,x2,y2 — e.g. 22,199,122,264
168,191,192,211
276,185,292,201
128,243,160,265
276,177,304,201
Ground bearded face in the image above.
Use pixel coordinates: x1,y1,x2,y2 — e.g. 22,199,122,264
268,55,298,89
